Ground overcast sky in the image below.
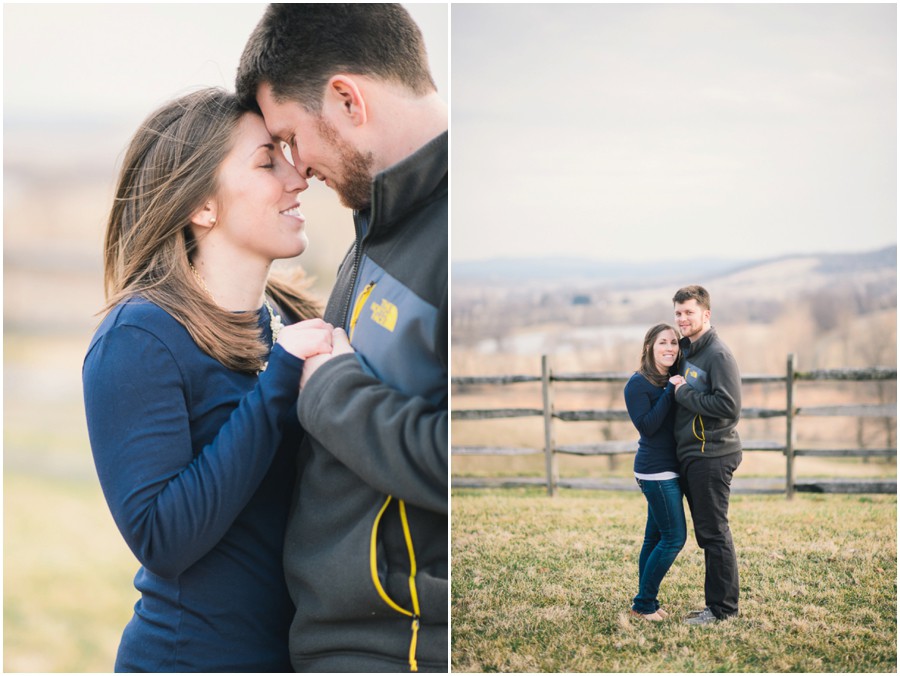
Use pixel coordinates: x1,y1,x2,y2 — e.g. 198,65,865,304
4,3,895,267
3,3,448,127
451,3,897,263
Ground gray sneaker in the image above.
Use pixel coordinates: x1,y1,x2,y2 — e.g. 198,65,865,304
684,607,718,625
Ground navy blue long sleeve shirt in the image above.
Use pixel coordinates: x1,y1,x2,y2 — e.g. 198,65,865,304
623,372,679,475
83,298,302,672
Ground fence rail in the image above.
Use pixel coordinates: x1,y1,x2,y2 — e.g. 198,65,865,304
451,354,897,498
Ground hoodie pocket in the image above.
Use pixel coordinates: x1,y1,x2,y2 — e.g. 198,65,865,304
370,495,421,672
692,414,707,452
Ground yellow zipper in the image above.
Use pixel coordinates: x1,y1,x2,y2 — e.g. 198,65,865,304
370,495,421,672
349,282,376,341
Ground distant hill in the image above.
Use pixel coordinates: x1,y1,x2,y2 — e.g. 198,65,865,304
811,246,898,274
451,245,897,336
452,256,746,288
452,245,897,292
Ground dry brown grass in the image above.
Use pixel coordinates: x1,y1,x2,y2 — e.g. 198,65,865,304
452,488,897,673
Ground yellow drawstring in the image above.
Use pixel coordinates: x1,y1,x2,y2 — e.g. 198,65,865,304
369,495,421,672
692,414,706,453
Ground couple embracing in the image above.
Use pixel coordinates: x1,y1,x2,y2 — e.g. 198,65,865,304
624,285,742,625
83,5,447,672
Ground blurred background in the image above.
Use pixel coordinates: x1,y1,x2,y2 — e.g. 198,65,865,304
3,4,447,671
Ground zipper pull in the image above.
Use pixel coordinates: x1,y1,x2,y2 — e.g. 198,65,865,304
408,616,420,672
349,281,376,341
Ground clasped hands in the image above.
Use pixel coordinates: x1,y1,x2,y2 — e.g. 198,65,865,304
669,374,686,391
275,318,355,389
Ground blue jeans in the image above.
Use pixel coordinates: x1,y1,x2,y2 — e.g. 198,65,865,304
632,477,687,614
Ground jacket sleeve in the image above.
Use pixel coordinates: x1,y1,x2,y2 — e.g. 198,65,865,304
675,351,742,420
625,380,675,437
296,353,447,515
83,325,302,578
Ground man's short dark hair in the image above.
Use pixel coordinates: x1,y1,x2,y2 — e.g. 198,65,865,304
236,3,437,113
673,285,711,310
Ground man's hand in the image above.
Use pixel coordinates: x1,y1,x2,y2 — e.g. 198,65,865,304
300,328,355,390
670,375,686,392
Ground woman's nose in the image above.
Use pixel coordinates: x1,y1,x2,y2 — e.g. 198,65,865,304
283,163,308,193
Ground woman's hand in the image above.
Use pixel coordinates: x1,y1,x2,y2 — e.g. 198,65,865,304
276,318,334,360
669,375,686,390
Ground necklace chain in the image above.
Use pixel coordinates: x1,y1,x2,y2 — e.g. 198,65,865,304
190,262,283,372
189,263,213,298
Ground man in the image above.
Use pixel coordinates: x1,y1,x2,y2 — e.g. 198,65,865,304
236,5,447,672
671,285,742,625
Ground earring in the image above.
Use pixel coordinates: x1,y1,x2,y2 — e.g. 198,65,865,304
210,217,217,225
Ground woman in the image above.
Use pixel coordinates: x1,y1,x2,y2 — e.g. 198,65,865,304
623,323,687,622
83,88,333,671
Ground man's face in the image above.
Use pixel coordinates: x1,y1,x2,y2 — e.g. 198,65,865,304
256,82,374,210
674,299,710,341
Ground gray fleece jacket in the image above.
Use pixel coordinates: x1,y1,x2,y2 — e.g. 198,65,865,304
284,132,447,673
673,327,743,460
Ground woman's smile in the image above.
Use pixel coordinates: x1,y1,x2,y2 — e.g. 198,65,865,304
280,203,306,222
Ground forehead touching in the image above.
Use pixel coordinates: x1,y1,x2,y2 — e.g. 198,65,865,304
230,113,277,157
256,83,310,140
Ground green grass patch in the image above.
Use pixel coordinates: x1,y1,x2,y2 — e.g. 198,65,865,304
4,471,138,672
451,489,897,672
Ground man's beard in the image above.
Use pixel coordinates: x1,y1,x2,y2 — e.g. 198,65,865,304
316,117,375,211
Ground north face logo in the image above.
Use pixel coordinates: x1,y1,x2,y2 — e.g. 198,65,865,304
370,299,398,332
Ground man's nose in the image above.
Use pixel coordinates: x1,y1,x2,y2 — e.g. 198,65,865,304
288,168,309,193
280,155,308,192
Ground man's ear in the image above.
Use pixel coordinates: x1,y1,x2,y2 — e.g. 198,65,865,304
190,201,218,231
324,75,368,127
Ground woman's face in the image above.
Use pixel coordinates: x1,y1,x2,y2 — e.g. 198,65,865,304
652,329,679,375
212,113,310,263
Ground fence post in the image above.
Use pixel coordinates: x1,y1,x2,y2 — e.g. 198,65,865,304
541,354,558,497
785,353,795,499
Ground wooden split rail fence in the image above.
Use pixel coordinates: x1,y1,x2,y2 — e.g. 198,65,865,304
451,354,897,498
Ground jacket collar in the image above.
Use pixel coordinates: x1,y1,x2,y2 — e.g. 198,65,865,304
681,325,717,356
357,131,448,237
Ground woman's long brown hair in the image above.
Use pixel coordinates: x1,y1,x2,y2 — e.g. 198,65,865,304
103,88,320,373
638,323,681,388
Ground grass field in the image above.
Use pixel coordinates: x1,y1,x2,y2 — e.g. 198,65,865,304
451,488,897,673
5,332,141,672
4,471,137,672
5,331,895,672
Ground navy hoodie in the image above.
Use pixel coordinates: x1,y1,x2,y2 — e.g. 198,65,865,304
83,299,301,672
624,373,680,475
